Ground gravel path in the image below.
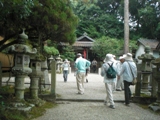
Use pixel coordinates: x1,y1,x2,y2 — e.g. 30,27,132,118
33,73,159,120
33,101,159,120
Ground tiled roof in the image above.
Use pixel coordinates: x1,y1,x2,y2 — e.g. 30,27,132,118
77,35,94,42
72,42,93,47
138,38,159,50
59,33,95,47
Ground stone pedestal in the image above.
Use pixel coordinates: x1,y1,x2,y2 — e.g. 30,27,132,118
15,75,26,100
149,59,160,111
135,71,141,96
30,77,39,99
151,68,158,97
141,72,151,96
149,71,160,111
41,60,50,90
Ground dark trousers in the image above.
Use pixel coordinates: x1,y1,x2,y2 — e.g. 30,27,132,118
124,80,132,104
92,65,96,73
63,70,68,82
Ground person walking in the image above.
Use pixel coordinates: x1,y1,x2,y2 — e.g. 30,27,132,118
101,54,118,109
116,56,125,91
118,53,137,106
92,59,97,73
61,59,70,82
75,53,91,94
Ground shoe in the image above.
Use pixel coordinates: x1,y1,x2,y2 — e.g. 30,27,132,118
124,103,130,107
86,79,88,83
116,89,121,91
109,105,115,109
77,92,84,95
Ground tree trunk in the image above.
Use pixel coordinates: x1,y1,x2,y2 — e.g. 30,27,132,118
124,0,129,54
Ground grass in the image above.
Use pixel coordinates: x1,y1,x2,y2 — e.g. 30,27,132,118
0,86,58,120
0,101,57,120
137,103,160,115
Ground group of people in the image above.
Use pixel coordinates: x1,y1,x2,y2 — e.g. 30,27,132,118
101,53,137,109
61,52,137,109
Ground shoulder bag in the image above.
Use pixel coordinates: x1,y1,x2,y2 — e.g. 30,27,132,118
127,62,137,85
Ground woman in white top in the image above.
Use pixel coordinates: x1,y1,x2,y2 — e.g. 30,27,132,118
61,59,70,82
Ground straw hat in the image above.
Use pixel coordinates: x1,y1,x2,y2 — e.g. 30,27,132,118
123,53,133,61
104,54,115,62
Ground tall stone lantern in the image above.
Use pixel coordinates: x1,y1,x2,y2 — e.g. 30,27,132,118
56,55,63,73
138,46,155,96
149,58,160,111
8,31,37,101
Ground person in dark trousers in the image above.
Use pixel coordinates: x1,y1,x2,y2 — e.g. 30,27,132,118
85,67,90,82
75,53,91,94
118,53,137,106
92,59,97,73
61,59,70,82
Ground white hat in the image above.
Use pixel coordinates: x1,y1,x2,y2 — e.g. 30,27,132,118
77,53,82,56
104,54,115,62
123,53,133,61
64,59,68,62
119,56,125,60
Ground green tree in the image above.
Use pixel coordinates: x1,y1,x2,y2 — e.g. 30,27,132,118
72,0,124,39
0,0,35,51
0,0,78,53
91,36,124,60
60,45,75,62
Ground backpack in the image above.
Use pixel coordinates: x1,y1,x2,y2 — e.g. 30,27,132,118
106,63,116,78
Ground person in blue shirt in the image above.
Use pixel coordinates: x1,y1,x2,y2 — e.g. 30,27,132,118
118,53,137,106
75,53,91,94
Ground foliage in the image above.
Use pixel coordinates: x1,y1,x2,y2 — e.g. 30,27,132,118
0,0,36,51
0,86,57,120
0,0,78,53
0,101,56,120
43,46,59,56
129,40,138,51
60,45,76,62
91,36,124,60
72,0,123,39
71,0,160,40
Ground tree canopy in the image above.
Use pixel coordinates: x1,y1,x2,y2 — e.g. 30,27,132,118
71,0,160,40
0,0,78,52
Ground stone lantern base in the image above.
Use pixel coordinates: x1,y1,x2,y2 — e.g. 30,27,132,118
149,102,160,112
7,100,35,112
26,98,46,107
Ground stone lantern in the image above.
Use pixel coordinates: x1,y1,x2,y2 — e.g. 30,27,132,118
138,46,155,96
8,31,37,102
8,32,37,110
48,55,54,70
56,55,63,73
149,58,160,111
